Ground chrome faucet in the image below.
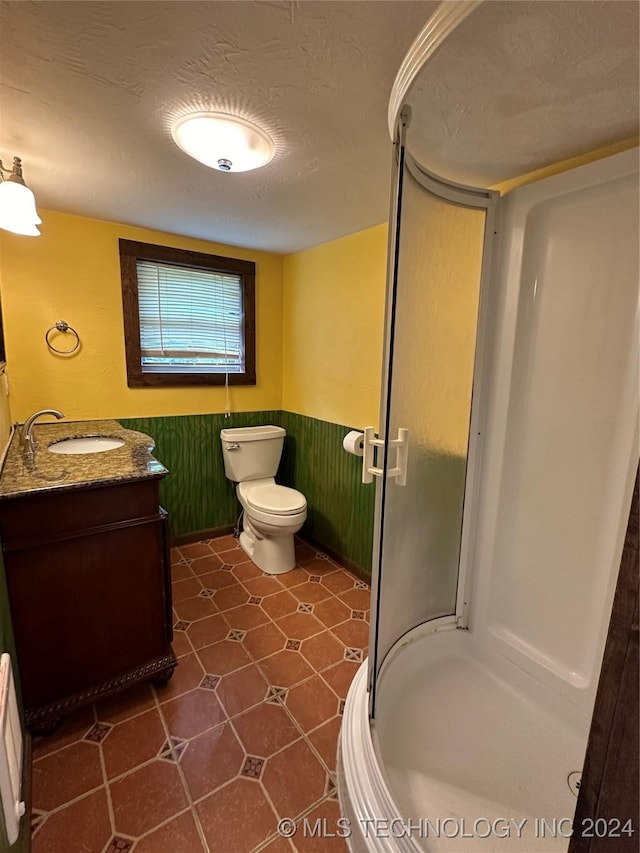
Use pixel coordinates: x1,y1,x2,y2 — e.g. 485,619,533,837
20,409,65,452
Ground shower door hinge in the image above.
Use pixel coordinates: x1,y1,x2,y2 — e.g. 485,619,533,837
362,426,408,485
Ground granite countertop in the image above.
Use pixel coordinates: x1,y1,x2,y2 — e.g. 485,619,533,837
0,419,168,499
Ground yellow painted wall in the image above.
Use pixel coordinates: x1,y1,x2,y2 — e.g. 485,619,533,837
0,210,284,421
1,139,635,429
282,223,388,428
493,136,639,195
280,140,640,433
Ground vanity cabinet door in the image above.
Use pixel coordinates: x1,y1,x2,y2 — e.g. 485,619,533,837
1,478,176,725
6,515,171,712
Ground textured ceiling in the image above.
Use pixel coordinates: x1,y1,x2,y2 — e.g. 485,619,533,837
0,1,433,253
1,2,637,253
405,0,639,186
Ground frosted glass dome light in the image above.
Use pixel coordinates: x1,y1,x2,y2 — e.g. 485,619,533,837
0,157,42,236
172,112,275,173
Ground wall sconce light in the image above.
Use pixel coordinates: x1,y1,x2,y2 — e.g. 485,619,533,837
0,156,42,237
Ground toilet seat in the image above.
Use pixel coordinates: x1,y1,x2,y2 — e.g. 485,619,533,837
238,481,307,516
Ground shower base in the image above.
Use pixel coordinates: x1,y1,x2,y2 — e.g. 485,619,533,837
338,626,589,852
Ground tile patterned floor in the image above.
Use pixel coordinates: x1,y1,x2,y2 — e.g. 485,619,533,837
31,535,370,853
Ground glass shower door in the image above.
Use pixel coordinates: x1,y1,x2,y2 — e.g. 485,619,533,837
368,145,495,716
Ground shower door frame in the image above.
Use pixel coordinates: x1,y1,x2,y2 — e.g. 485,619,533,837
367,121,499,718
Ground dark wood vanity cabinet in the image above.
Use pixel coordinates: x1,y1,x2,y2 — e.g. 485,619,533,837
0,477,176,728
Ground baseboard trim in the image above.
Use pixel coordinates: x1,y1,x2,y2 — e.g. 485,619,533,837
302,535,371,584
171,525,235,547
171,526,371,583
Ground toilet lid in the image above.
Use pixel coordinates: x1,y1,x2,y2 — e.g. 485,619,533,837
244,483,306,516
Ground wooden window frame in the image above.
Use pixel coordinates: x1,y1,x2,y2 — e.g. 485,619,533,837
119,239,256,387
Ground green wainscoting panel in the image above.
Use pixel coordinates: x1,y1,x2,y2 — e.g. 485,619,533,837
279,412,374,574
119,410,374,574
120,411,283,537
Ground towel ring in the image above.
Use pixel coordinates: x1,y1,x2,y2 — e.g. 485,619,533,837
45,321,81,355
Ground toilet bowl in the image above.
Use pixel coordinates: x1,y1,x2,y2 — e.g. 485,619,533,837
236,480,307,574
220,425,307,574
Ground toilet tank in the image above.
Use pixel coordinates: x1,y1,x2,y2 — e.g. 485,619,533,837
220,425,286,482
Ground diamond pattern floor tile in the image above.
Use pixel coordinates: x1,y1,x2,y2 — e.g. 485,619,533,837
173,595,218,623
262,738,327,820
258,649,315,688
233,701,300,757
260,590,299,620
32,704,96,760
243,621,287,661
321,660,362,700
133,811,207,853
312,597,352,629
308,716,342,772
321,572,356,596
155,652,205,703
172,577,204,602
32,741,103,812
102,708,167,779
180,542,214,560
232,560,264,581
224,602,271,631
110,760,188,837
295,798,349,852
198,638,252,675
196,777,278,853
286,676,340,733
161,687,227,740
216,664,269,717
261,834,296,853
338,587,371,611
186,612,229,649
210,534,240,553
214,583,251,611
333,618,370,649
189,553,225,575
302,557,339,577
300,631,346,672
170,562,194,582
31,789,112,853
180,722,244,801
96,682,156,724
196,568,238,590
29,534,370,853
275,611,324,640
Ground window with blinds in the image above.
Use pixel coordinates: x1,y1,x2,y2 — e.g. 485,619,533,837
137,261,244,373
119,239,256,387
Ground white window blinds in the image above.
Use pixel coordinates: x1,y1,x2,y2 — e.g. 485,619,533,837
137,260,245,373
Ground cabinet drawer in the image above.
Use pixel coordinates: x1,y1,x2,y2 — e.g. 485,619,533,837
0,479,161,548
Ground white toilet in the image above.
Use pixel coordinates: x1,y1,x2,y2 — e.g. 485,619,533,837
220,425,307,575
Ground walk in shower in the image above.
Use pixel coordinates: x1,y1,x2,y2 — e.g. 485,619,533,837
338,2,639,850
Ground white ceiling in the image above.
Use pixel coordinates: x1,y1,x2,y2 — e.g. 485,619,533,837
404,1,639,186
1,2,637,254
0,1,434,253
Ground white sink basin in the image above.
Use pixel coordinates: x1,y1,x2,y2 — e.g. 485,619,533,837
48,436,125,455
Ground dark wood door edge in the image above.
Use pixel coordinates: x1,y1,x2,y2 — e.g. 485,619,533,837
569,467,639,852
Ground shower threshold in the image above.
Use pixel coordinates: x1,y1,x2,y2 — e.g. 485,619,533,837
338,627,589,852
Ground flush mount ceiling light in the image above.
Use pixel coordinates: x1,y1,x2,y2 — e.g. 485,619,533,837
0,156,42,237
172,112,275,173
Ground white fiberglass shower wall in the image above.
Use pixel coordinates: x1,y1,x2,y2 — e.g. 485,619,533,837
338,2,639,850
361,145,639,853
471,154,639,712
